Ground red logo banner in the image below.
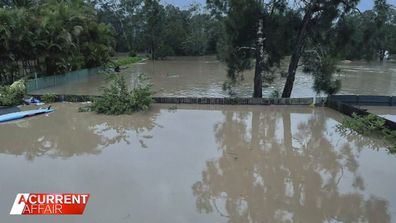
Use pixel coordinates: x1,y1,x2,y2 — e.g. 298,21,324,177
10,193,90,215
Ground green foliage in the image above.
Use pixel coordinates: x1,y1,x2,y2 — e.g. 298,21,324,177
0,80,25,106
90,74,153,115
41,93,57,103
270,90,280,99
334,0,396,61
112,56,143,66
207,0,300,96
95,1,221,59
302,49,341,95
0,0,115,84
337,113,396,153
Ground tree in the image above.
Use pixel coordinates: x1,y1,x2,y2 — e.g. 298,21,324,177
281,0,359,98
181,9,209,56
330,0,396,62
142,0,164,60
302,48,341,95
373,0,391,62
208,0,296,98
0,0,115,84
94,0,220,58
95,0,145,53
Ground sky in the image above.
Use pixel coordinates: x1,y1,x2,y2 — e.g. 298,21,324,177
162,0,396,11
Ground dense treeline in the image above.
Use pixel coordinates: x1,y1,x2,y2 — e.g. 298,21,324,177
94,0,222,59
336,0,396,61
2,0,396,98
0,0,115,85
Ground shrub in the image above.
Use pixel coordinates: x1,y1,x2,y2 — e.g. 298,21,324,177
89,74,153,115
41,93,57,103
128,51,137,57
0,80,25,106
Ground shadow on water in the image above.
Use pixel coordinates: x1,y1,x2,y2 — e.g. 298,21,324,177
192,107,390,222
0,103,160,160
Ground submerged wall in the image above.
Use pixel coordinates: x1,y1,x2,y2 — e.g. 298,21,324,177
330,95,396,106
27,94,326,106
327,95,396,130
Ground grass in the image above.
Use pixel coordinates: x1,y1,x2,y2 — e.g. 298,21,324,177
111,56,144,66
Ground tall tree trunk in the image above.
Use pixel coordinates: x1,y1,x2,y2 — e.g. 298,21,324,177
118,18,131,52
281,9,313,98
151,30,155,60
253,18,265,98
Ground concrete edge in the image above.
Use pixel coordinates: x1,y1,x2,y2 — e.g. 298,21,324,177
28,94,327,106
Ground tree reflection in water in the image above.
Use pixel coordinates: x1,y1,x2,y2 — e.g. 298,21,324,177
193,107,390,223
0,104,160,160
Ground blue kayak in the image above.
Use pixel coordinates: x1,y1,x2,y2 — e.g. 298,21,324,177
0,107,54,123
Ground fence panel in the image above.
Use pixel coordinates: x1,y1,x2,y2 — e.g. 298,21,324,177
26,68,100,93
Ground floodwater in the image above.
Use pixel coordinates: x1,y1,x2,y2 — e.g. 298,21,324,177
30,56,396,97
362,106,396,122
0,103,395,222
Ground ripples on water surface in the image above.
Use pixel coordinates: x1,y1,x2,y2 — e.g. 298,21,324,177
30,56,396,97
0,103,395,222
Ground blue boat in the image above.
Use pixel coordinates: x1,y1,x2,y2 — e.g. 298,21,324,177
0,107,54,123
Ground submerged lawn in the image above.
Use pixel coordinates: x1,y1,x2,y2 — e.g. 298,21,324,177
0,103,394,223
111,56,145,66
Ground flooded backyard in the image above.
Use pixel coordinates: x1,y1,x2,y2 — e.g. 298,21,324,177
0,103,395,222
29,56,396,97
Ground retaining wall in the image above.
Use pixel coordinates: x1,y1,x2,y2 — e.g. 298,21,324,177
327,96,396,130
28,94,327,105
330,95,396,106
7,93,396,130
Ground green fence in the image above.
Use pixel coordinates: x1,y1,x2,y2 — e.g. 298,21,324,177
26,68,101,93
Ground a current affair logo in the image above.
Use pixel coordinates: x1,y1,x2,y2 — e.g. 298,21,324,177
10,193,90,215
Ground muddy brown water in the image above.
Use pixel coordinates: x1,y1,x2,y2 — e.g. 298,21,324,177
0,103,395,222
30,56,396,97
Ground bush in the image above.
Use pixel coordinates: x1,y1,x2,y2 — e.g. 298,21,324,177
89,74,153,115
41,93,57,103
0,80,25,106
128,51,137,57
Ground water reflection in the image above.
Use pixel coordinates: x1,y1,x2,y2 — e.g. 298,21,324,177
193,107,390,222
0,103,160,160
